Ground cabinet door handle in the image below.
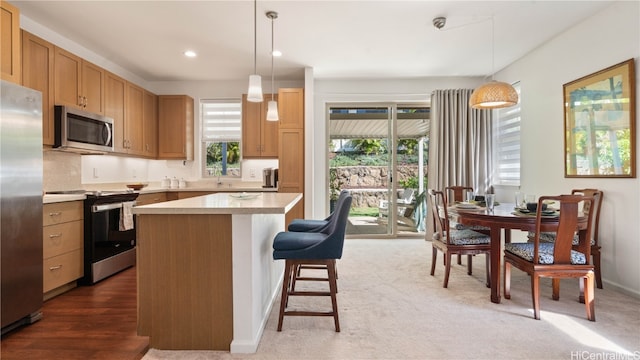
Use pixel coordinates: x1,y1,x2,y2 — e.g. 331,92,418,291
49,265,63,271
83,96,88,108
49,233,62,238
48,212,62,217
78,95,83,106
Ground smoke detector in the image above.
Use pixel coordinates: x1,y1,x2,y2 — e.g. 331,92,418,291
433,17,446,30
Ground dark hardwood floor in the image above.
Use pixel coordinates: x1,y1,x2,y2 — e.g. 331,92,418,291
0,267,149,360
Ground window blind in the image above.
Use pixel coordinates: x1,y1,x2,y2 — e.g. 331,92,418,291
201,99,242,142
494,82,521,186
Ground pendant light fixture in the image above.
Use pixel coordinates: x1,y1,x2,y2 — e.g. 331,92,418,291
266,11,279,121
469,17,518,109
247,0,263,102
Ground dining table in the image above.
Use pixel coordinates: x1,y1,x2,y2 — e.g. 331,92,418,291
450,202,589,304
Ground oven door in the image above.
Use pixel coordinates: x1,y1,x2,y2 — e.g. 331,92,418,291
90,202,136,262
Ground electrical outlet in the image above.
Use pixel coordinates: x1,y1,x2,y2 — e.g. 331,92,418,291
93,168,98,178
250,168,256,178
132,169,137,178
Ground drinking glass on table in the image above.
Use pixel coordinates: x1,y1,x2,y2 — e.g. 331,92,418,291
525,194,537,205
465,191,475,203
485,194,495,212
514,191,524,209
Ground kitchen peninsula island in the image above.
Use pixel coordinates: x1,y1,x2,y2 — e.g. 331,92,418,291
132,192,302,353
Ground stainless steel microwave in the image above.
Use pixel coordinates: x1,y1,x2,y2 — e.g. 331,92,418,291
54,105,114,153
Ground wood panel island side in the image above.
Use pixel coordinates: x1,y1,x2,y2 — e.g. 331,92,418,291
132,192,302,353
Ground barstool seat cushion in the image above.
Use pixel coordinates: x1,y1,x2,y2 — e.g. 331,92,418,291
288,219,329,232
273,231,325,252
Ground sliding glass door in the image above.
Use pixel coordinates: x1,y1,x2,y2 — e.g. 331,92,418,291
328,103,429,237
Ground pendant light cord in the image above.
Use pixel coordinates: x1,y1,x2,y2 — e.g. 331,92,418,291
253,0,257,74
271,14,275,101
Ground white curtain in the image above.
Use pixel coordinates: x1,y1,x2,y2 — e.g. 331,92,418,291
428,89,493,198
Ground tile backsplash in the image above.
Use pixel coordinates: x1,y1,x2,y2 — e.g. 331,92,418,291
43,150,82,191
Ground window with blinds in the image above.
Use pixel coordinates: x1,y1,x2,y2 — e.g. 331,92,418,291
201,99,242,178
493,82,521,186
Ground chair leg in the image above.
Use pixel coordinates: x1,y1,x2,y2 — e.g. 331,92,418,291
457,253,462,265
584,272,596,321
579,278,585,304
467,254,473,275
327,259,340,332
504,261,511,299
531,274,541,320
593,250,603,289
552,278,560,300
278,260,295,331
430,246,437,276
443,253,452,288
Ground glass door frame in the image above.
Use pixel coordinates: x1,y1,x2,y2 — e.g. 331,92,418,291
327,101,426,238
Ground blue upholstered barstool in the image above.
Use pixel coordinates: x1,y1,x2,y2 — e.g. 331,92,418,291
272,193,352,332
286,190,350,288
287,190,350,232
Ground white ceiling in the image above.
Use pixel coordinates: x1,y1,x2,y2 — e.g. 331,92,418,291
14,1,613,82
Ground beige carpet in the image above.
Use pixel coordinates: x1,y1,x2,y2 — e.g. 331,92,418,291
142,239,640,360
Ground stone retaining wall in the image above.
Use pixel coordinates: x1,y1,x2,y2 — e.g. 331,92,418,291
332,165,425,207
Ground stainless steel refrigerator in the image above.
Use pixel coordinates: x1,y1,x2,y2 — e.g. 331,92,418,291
1,80,44,335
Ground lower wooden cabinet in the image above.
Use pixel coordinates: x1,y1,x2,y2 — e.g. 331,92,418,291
135,192,168,206
42,201,83,295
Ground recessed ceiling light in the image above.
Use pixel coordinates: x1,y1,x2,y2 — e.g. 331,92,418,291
272,50,282,57
184,50,197,58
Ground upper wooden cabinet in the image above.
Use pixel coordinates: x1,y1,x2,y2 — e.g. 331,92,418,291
242,94,279,158
54,47,105,114
124,82,145,156
1,1,20,84
277,88,305,226
158,95,194,160
104,71,127,153
142,90,158,158
277,88,304,129
21,30,55,145
105,73,157,158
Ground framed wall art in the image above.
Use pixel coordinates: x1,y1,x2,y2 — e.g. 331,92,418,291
564,58,636,178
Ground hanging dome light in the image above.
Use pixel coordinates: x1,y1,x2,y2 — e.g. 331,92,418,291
469,81,518,109
469,17,518,109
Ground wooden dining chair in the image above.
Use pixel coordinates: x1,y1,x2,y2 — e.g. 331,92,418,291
504,194,596,321
427,189,491,288
527,189,604,288
445,186,490,266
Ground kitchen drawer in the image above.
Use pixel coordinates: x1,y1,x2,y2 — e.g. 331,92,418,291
43,220,83,259
136,192,167,206
43,249,83,293
43,201,83,226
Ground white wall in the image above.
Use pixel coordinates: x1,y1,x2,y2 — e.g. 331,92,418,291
496,1,639,296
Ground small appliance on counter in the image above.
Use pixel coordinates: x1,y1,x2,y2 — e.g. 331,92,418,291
263,168,278,188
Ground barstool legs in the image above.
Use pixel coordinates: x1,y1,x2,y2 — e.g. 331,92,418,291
277,259,340,332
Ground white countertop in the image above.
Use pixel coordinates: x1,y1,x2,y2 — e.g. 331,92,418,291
42,182,277,204
132,192,302,215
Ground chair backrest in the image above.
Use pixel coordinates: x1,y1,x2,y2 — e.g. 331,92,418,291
445,186,473,203
571,188,603,245
311,193,353,259
325,189,350,221
400,189,415,203
531,195,595,265
313,190,350,233
427,189,450,241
